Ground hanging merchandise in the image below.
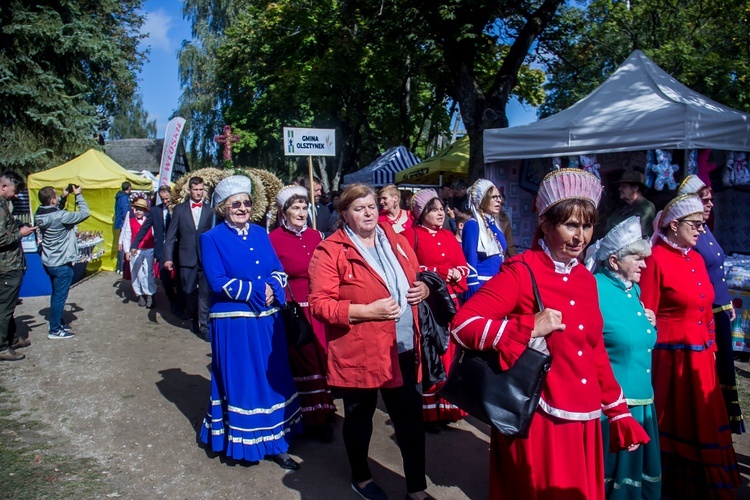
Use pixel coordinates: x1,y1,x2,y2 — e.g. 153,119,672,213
723,151,750,187
579,154,601,179
687,149,698,175
645,149,679,190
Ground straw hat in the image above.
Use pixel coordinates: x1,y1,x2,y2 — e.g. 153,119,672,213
131,198,149,212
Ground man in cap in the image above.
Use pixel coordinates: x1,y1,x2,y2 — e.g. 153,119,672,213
603,170,656,238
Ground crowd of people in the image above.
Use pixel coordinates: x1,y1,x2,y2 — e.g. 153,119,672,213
0,165,746,499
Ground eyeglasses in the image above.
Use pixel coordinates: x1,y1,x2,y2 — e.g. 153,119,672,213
229,200,253,210
490,195,505,202
680,220,706,231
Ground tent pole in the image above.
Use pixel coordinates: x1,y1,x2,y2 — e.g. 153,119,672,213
308,156,317,229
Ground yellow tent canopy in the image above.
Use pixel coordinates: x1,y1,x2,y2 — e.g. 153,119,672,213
395,135,469,185
28,149,152,272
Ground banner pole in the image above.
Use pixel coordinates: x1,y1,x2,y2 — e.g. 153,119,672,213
307,155,317,229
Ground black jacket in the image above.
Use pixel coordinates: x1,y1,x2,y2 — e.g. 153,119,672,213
416,270,457,388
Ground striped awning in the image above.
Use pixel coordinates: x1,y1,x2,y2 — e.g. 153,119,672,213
343,146,420,186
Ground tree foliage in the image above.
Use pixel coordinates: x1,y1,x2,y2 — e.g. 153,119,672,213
540,0,750,117
109,93,157,139
0,0,147,174
179,0,555,184
175,0,242,170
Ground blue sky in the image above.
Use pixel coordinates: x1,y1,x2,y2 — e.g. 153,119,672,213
136,0,538,139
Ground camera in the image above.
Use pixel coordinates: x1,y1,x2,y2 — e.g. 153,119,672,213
67,183,79,193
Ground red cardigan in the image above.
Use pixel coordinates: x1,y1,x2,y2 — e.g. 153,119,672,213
639,239,716,350
451,249,648,447
308,223,421,389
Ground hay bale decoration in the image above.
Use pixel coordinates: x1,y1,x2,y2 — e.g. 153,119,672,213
171,167,282,224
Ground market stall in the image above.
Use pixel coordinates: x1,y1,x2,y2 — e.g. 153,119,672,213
395,136,469,186
27,149,152,278
343,146,420,187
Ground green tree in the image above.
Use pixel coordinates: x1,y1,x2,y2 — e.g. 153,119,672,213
540,0,750,117
109,93,157,139
411,0,559,182
0,0,147,174
217,0,455,184
175,0,242,170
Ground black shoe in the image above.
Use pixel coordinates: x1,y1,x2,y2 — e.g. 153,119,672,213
424,422,441,434
267,454,299,470
351,481,388,500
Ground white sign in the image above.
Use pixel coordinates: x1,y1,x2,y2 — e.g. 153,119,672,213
283,127,336,156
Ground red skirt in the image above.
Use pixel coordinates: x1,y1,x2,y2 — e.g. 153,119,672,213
422,339,467,422
287,307,335,427
490,412,604,500
652,347,740,498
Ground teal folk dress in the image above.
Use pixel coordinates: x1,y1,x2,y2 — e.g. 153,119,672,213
595,269,661,499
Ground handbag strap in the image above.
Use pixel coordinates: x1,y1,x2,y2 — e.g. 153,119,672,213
284,283,298,303
516,260,545,312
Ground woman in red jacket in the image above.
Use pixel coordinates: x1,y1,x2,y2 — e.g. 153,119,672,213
402,188,469,430
308,184,432,500
451,169,649,499
639,194,740,498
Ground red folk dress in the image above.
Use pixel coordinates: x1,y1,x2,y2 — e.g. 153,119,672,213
451,248,649,500
402,224,469,423
639,238,740,498
269,225,336,427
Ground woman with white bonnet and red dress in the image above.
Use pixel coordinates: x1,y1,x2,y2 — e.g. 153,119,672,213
452,168,649,499
402,188,469,430
269,185,336,442
677,175,745,434
461,179,507,298
639,193,740,497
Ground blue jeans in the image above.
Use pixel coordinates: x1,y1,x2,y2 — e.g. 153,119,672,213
44,264,74,333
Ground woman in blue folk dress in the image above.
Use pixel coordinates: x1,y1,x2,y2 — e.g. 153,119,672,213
461,179,507,298
198,175,302,469
586,216,661,499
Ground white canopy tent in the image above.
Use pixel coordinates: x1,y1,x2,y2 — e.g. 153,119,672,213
484,50,750,162
343,146,420,186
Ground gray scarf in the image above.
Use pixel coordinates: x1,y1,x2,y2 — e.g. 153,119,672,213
344,225,410,318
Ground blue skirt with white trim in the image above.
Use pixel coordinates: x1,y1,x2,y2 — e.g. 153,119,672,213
199,314,302,461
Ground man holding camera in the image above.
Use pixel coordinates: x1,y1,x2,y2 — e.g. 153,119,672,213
35,184,90,339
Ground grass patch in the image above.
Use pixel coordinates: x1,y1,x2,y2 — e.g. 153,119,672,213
0,384,114,498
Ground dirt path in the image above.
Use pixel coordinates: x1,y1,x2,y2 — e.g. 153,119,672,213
0,272,490,499
1,271,749,498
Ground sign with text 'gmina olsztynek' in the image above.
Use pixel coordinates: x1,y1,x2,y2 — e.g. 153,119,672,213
283,127,336,157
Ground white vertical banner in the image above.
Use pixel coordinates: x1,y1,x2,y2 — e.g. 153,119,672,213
158,117,186,191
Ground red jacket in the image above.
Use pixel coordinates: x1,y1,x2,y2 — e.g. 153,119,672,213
308,223,421,389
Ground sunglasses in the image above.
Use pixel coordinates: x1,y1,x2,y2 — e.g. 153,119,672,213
229,200,253,210
680,220,706,231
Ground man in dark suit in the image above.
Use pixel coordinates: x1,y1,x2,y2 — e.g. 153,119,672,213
164,177,213,338
302,176,334,235
132,185,183,315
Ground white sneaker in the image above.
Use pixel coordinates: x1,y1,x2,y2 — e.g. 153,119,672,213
48,329,75,339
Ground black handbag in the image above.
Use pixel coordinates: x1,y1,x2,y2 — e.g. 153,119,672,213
281,286,315,349
438,260,552,438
